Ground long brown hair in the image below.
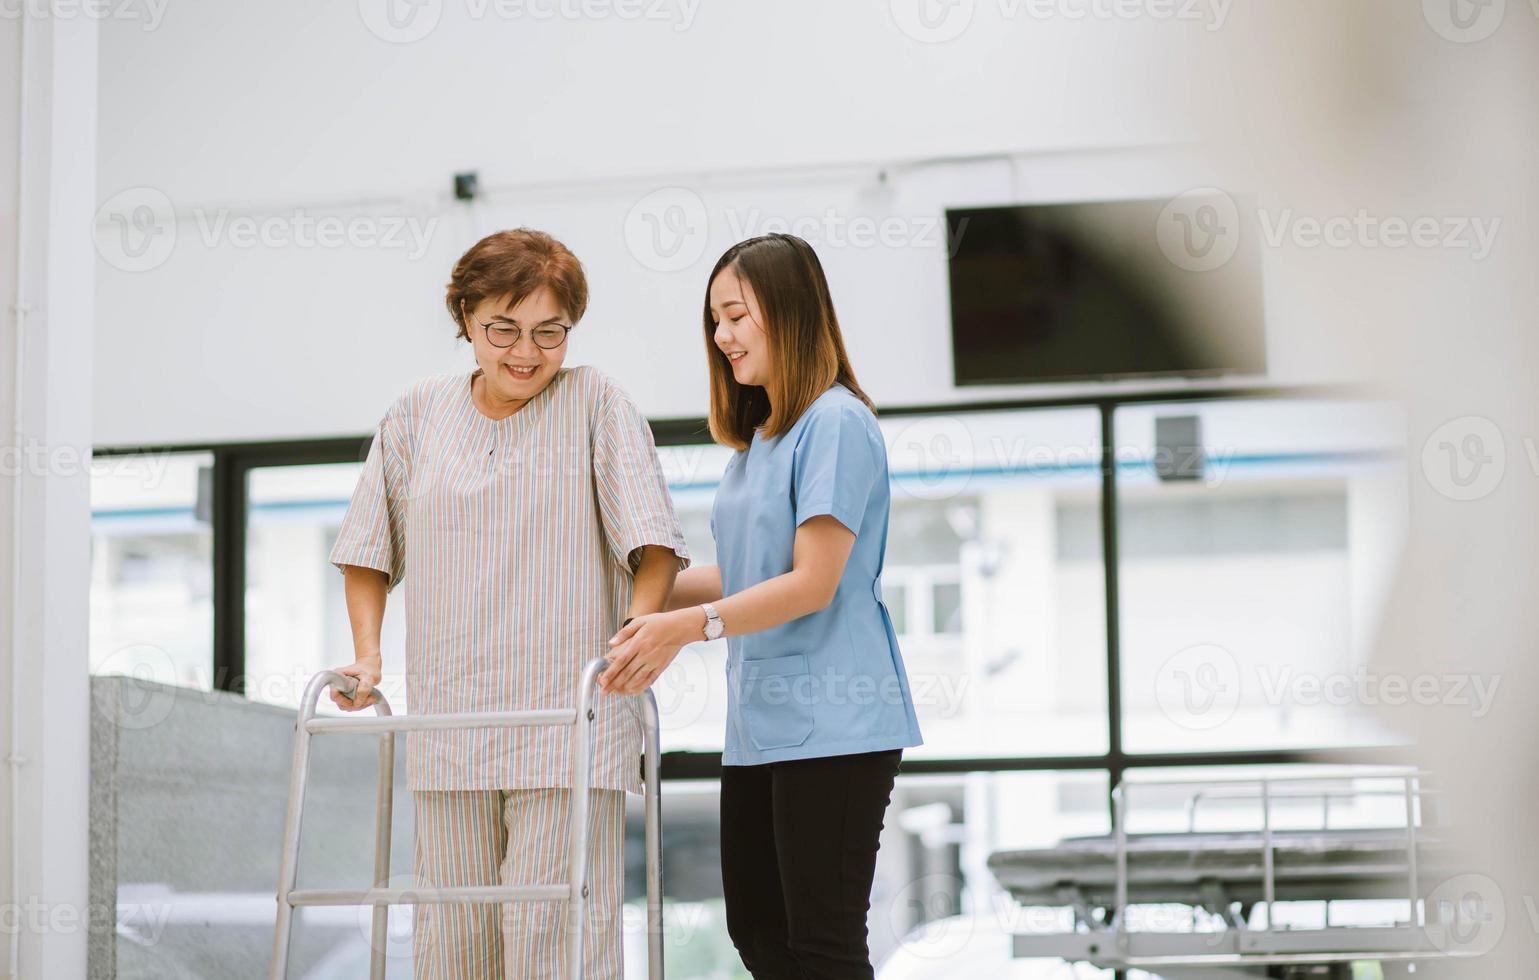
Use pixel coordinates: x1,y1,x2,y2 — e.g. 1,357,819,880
703,234,874,450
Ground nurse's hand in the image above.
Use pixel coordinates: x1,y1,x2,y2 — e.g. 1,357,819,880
599,610,697,695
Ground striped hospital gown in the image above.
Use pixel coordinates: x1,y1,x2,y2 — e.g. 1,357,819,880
329,363,690,794
328,364,687,978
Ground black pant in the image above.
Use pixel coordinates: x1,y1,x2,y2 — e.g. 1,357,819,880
720,749,902,979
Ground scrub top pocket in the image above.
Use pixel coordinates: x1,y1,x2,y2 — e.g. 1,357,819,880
739,653,815,750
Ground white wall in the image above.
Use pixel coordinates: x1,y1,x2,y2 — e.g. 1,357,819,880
3,12,98,978
91,0,1361,447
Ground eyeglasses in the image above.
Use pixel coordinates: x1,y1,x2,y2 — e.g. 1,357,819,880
478,320,571,350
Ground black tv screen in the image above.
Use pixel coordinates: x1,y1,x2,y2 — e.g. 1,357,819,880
945,197,1266,386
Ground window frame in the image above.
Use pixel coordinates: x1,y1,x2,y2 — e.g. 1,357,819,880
92,381,1413,824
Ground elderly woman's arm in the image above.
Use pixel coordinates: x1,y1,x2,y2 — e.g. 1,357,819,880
332,565,388,710
626,545,682,621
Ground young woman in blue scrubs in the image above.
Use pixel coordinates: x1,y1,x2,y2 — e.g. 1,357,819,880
599,233,923,978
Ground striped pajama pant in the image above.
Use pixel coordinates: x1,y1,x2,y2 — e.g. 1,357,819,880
411,788,625,979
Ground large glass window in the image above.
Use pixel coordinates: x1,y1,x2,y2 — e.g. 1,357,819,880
652,407,1109,760
244,460,407,712
880,408,1108,759
1112,399,1408,753
90,451,215,690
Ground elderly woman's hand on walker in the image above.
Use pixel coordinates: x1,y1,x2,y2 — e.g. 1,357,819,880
599,606,706,695
329,563,387,710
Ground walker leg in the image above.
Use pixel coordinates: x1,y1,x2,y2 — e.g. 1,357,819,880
640,689,665,980
567,658,605,980
269,674,332,979
368,704,396,980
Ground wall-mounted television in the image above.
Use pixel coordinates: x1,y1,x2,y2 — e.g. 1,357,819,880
945,196,1265,386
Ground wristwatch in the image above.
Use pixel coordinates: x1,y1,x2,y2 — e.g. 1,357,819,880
700,602,725,641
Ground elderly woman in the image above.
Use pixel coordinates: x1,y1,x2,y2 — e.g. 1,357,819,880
327,228,689,979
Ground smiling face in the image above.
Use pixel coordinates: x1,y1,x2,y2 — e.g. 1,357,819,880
709,265,772,389
464,287,571,407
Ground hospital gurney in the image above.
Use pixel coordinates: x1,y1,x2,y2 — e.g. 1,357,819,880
269,657,664,980
989,771,1480,978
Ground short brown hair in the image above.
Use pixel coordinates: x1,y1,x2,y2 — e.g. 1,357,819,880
702,234,875,450
445,228,588,340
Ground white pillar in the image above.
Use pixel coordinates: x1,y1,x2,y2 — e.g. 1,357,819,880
0,10,98,979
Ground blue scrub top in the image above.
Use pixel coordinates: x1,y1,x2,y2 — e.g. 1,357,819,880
711,383,924,766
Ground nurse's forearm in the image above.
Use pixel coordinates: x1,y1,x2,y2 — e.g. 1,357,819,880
678,515,854,638
665,565,723,610
341,565,389,659
627,545,680,619
704,568,829,637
